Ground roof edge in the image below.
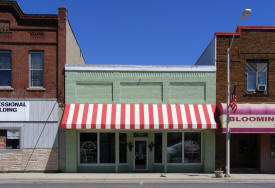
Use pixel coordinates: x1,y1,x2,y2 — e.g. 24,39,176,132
216,26,275,36
0,1,58,20
65,64,216,72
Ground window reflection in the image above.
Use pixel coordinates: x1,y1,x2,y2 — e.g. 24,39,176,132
167,133,182,163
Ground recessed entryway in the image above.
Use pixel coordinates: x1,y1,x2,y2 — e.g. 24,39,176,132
134,139,148,170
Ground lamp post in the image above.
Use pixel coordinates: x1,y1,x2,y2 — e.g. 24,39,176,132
225,9,252,178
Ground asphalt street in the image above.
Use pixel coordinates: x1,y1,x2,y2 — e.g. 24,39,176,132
0,183,275,188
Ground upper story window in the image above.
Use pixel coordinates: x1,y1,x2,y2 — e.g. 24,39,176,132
0,51,12,87
29,51,44,88
246,60,268,92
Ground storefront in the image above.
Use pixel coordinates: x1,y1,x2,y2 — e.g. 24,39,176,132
61,103,216,172
62,64,217,173
0,99,59,172
218,103,275,173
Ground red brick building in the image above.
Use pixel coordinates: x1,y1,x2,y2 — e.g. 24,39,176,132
0,1,85,172
196,26,275,173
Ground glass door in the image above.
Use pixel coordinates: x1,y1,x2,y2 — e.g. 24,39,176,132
134,140,147,170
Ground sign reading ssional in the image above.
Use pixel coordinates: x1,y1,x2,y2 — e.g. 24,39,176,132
0,101,29,121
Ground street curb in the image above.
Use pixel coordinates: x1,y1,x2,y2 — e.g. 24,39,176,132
1,178,275,183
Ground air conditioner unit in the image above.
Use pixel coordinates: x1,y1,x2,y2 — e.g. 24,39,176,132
257,84,267,91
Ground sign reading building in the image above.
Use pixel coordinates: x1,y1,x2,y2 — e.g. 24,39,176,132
0,101,29,121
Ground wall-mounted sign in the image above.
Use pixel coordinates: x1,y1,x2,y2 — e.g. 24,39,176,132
220,115,275,129
134,133,148,137
230,116,274,122
0,137,6,149
7,130,20,139
0,101,29,121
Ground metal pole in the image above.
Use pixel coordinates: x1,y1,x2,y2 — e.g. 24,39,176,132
225,47,231,177
224,8,251,178
225,20,239,178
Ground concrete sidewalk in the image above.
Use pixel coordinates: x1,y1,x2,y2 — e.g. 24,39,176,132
0,173,275,183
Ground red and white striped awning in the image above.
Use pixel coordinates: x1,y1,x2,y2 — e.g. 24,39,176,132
61,104,217,130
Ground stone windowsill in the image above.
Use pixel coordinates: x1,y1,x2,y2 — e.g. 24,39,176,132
26,87,46,92
243,91,268,97
0,87,14,91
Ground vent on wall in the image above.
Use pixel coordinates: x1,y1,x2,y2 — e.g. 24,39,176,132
0,21,10,32
30,32,44,39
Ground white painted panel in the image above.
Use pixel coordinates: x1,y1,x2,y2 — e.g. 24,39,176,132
22,123,58,149
0,122,58,149
29,100,58,121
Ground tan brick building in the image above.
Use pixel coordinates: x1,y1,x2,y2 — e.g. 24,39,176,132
0,1,85,172
196,26,275,173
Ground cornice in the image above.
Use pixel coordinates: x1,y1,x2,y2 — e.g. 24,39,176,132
0,1,58,27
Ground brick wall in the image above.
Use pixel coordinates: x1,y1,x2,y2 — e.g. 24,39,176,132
216,28,275,169
216,29,275,104
0,2,68,103
0,148,58,172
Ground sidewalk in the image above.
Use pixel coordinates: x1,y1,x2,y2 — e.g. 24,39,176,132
0,173,275,183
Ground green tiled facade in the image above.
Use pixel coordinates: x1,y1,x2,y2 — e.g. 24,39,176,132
64,66,216,173
65,71,216,104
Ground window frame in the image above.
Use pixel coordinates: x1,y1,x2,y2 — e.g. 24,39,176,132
167,131,202,165
183,132,202,164
0,128,21,151
0,50,12,88
78,131,116,166
99,132,115,164
153,132,163,165
29,51,44,88
167,132,183,164
79,132,98,164
246,60,268,92
119,132,128,164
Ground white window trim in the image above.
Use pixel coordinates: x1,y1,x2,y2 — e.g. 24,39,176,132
247,72,257,92
78,131,116,166
0,51,12,88
257,71,267,89
246,61,268,92
29,51,44,88
247,72,268,92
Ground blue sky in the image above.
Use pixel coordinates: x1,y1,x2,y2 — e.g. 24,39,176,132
18,0,275,65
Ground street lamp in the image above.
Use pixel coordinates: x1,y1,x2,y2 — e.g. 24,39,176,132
225,8,252,178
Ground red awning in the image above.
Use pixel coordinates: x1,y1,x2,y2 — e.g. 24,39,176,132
61,104,217,130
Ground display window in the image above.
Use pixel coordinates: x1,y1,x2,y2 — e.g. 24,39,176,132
167,132,182,163
184,132,201,163
167,132,201,164
0,129,20,149
119,133,127,163
154,133,162,163
79,132,116,164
